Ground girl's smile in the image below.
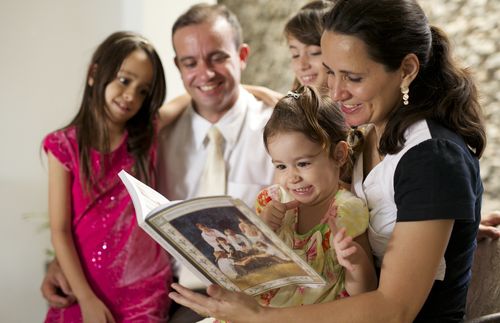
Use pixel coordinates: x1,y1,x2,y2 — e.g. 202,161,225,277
267,131,343,208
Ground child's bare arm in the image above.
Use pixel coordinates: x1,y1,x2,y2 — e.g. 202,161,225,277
157,93,191,130
243,84,282,107
333,229,377,296
48,153,115,322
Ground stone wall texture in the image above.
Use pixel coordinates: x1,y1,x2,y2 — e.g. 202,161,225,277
220,0,500,212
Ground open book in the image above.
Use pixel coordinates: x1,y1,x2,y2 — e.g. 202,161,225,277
118,170,326,296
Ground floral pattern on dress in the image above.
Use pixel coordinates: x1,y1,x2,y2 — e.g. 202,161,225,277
254,185,369,307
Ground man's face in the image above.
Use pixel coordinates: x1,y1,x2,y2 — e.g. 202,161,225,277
173,18,248,122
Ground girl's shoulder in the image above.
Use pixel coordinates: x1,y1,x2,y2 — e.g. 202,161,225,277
44,126,77,146
43,126,78,170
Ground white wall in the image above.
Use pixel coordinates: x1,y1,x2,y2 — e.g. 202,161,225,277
0,0,211,321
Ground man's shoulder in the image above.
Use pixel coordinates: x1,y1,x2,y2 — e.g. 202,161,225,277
159,108,192,136
240,91,273,127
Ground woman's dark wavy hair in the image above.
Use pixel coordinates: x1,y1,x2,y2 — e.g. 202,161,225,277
284,0,335,91
323,0,486,157
263,85,363,182
68,31,166,193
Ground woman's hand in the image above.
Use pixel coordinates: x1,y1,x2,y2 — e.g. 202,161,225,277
169,283,264,323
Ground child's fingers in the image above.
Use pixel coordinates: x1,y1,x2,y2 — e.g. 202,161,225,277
284,200,300,210
267,217,282,231
333,226,347,242
327,216,341,234
261,199,299,231
270,200,289,214
340,245,357,258
341,260,355,272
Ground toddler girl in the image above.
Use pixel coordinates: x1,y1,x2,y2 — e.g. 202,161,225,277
256,85,376,307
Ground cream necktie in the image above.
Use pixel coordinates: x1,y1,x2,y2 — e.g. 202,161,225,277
198,126,226,196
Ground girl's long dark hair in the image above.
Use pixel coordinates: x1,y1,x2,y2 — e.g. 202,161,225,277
323,0,486,157
68,31,166,193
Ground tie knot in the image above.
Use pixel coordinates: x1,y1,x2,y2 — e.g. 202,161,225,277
208,126,223,146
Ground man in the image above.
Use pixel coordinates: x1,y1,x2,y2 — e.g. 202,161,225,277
157,3,274,208
41,4,276,321
157,6,275,321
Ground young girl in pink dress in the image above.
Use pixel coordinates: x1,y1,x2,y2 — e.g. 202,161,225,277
43,31,173,322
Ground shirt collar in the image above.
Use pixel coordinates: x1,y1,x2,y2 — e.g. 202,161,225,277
190,86,250,150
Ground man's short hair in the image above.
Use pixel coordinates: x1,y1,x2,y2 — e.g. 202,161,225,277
172,3,243,49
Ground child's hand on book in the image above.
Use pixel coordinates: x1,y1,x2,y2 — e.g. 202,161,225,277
260,200,300,231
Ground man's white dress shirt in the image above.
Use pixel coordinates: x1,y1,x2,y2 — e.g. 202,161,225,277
157,87,275,289
157,86,274,207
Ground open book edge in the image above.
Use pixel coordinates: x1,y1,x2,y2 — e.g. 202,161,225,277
118,170,326,296
117,170,213,287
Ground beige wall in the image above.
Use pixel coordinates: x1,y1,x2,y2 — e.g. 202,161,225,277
0,0,211,321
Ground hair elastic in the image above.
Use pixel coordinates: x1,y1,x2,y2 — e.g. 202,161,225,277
287,91,300,99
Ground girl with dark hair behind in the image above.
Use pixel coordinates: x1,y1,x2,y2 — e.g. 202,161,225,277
169,1,485,322
284,0,334,94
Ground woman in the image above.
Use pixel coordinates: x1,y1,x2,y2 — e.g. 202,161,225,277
169,0,485,322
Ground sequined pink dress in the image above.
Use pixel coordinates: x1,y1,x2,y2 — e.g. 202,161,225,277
43,126,172,323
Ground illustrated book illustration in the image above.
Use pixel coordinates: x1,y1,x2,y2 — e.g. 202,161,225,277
118,170,326,296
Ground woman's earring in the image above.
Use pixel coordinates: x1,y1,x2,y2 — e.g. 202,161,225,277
401,85,409,106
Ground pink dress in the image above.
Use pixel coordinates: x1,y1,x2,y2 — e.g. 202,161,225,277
43,126,172,323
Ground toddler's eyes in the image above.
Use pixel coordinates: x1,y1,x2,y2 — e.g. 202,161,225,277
297,161,310,167
275,164,286,170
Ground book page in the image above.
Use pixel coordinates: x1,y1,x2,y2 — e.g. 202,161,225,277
118,170,170,220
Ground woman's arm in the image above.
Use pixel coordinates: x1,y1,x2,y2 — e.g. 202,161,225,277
170,219,453,323
157,93,191,130
48,153,115,322
243,85,282,107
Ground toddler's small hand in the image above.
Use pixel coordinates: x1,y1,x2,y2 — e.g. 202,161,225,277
260,200,300,231
333,227,359,272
